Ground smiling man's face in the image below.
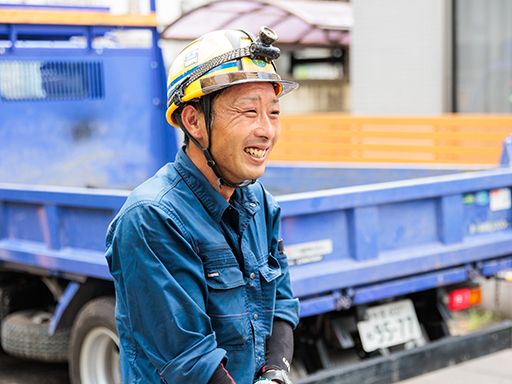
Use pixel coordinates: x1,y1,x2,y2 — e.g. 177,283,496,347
209,82,281,184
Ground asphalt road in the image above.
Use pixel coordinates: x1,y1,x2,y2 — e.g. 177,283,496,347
0,350,69,384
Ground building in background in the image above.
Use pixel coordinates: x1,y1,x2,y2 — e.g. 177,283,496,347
162,0,512,115
455,0,512,113
352,0,512,115
159,0,352,114
2,0,510,115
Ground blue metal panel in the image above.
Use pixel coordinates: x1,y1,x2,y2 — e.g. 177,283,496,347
277,168,512,216
378,199,438,252
0,24,175,189
0,185,128,209
1,24,153,44
281,209,351,264
351,267,469,305
0,186,121,279
0,4,110,12
59,206,115,251
348,206,379,260
299,291,343,318
4,202,46,243
478,256,512,276
290,233,512,297
438,194,464,244
299,262,504,317
44,204,61,249
11,25,102,41
0,245,110,280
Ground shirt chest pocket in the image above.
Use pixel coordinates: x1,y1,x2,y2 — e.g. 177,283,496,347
255,253,282,316
203,247,250,350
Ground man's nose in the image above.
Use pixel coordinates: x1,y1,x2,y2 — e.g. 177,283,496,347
254,114,277,141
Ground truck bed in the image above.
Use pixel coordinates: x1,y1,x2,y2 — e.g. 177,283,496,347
2,164,512,317
271,165,512,316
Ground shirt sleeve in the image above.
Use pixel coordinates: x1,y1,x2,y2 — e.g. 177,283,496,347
268,196,300,328
106,202,226,384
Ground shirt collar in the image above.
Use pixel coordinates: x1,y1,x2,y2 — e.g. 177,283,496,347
174,148,229,222
173,148,261,222
231,187,260,216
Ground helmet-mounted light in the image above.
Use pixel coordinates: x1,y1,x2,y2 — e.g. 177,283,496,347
249,27,281,62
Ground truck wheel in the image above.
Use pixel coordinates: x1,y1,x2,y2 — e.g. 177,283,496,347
69,296,120,384
1,310,70,362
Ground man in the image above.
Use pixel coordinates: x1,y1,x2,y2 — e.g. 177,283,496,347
105,27,299,384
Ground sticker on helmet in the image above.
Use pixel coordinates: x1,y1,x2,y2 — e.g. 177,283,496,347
184,50,199,67
251,58,267,68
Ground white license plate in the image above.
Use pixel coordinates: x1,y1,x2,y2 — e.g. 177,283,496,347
356,299,422,353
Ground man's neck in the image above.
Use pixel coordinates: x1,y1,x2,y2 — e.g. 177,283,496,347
185,145,235,201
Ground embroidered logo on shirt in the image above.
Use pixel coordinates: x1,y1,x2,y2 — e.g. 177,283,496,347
207,272,220,278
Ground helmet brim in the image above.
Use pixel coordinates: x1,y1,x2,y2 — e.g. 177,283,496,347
200,71,298,98
167,73,298,127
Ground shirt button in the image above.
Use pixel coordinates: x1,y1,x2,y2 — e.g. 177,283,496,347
253,313,259,321
249,202,256,207
249,272,256,279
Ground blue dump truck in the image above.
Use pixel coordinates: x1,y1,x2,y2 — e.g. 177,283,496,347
1,5,512,384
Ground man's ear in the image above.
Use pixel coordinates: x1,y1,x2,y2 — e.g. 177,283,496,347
181,104,206,145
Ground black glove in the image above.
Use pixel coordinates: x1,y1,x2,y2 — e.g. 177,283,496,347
208,363,236,384
265,319,293,373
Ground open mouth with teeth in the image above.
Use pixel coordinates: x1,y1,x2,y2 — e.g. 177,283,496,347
244,147,267,159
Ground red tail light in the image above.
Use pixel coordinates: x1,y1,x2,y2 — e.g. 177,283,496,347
447,287,482,311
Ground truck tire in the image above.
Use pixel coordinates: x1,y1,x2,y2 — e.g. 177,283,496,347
1,310,70,362
69,296,120,384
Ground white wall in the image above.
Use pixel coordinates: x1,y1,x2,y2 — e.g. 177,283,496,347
352,0,452,115
280,80,350,114
482,278,512,319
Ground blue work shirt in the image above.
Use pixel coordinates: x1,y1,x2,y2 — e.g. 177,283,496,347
105,148,299,384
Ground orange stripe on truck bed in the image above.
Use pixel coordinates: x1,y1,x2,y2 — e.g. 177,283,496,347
0,9,157,27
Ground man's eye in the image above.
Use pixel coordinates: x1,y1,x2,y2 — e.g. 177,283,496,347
245,109,257,115
271,110,280,117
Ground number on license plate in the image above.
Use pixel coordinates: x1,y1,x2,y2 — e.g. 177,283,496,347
356,299,422,353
